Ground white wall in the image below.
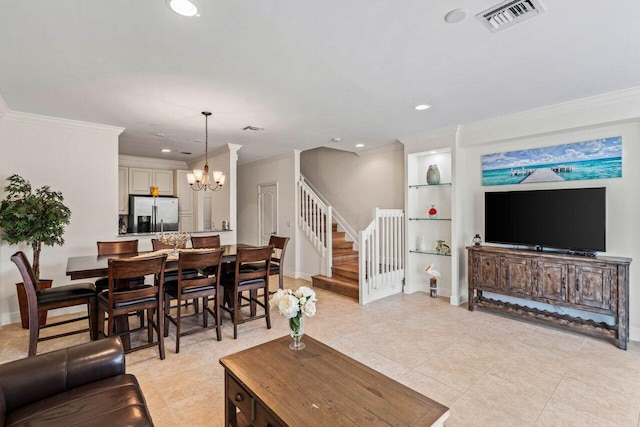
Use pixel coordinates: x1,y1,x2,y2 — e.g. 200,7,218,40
300,143,404,232
400,87,640,341
237,151,300,279
0,111,123,325
187,144,240,245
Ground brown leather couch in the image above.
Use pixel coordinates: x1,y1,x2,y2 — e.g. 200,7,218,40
0,337,153,426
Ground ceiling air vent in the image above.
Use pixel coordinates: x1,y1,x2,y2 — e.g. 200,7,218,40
476,0,545,32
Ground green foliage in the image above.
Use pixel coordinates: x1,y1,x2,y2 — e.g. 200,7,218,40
0,174,71,280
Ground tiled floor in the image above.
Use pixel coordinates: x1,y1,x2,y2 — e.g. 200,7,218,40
1,277,639,426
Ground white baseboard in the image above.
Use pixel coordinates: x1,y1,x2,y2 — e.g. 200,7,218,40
630,326,640,343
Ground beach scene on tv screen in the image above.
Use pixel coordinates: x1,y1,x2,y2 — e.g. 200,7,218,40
482,136,622,186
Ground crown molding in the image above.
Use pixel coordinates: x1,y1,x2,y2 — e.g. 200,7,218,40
457,86,640,147
2,111,124,135
118,155,188,169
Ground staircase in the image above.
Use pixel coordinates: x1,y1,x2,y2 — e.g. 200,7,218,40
312,224,359,300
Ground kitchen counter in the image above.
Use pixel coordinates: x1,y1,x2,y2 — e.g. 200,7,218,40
117,229,233,237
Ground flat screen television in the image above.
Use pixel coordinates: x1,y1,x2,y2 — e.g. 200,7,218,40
484,187,606,254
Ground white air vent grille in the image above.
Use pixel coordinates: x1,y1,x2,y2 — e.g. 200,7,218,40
477,0,545,32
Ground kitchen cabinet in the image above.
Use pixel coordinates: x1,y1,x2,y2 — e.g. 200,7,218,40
118,167,128,214
467,245,631,349
128,168,173,195
174,170,194,232
173,170,194,214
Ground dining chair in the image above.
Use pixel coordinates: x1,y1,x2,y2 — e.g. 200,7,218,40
190,235,221,249
10,251,97,357
164,248,224,353
95,240,143,292
221,245,272,339
97,254,167,359
153,238,200,313
247,236,290,290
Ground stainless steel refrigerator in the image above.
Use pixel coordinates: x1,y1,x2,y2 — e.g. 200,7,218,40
128,196,179,233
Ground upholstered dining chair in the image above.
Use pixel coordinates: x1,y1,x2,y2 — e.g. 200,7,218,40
95,240,142,292
221,245,272,339
190,235,221,249
97,254,167,359
164,248,224,353
10,251,97,357
247,235,290,290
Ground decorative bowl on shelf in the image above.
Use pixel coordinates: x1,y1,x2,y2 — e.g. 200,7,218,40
155,231,190,255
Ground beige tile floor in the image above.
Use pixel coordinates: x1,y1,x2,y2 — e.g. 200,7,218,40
1,277,639,426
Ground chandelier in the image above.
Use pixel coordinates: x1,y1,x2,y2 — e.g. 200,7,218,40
187,111,225,191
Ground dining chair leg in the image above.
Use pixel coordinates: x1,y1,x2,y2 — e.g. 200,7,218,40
163,296,170,338
28,308,42,357
147,309,154,344
97,306,105,338
214,294,221,341
233,302,239,339
250,290,257,317
279,272,284,289
202,296,208,328
264,291,271,330
175,302,181,353
88,297,98,340
158,302,166,360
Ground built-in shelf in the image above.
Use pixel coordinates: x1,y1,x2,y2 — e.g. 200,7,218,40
408,183,452,189
409,249,452,257
409,217,452,221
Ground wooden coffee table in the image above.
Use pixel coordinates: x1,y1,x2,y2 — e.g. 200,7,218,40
219,335,449,426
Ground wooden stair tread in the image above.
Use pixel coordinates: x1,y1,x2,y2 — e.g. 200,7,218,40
312,275,358,300
332,262,359,273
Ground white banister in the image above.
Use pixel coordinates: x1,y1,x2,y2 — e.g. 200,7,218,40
298,177,333,276
359,208,404,305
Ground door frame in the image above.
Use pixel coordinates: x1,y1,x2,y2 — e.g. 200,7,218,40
257,182,279,245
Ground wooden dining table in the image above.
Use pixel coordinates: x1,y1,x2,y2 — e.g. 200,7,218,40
66,244,255,349
66,244,253,280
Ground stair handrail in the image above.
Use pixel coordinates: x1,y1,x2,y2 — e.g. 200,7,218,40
298,176,333,276
299,175,360,249
359,208,404,305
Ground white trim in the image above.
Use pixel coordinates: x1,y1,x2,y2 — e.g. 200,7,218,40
257,181,279,244
3,111,124,135
118,154,188,170
457,86,640,146
630,326,640,343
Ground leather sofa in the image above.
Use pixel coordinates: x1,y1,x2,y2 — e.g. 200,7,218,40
0,337,154,426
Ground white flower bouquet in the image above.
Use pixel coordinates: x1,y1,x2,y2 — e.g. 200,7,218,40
269,286,317,350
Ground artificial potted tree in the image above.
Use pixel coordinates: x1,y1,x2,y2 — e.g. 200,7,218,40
0,174,71,328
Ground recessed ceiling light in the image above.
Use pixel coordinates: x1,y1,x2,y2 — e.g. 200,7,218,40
194,139,202,143
444,8,468,24
154,133,165,137
168,0,200,17
161,149,171,153
331,137,342,143
355,144,365,148
429,151,437,154
414,104,431,111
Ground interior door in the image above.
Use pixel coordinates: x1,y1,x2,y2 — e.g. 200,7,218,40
258,183,278,245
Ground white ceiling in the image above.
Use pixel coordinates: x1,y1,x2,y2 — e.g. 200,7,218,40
1,1,639,164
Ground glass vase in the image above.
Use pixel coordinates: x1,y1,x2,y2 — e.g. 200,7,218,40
289,316,305,350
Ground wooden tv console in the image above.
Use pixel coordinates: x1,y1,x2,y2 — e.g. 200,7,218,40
467,246,631,349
